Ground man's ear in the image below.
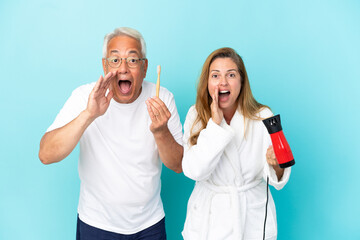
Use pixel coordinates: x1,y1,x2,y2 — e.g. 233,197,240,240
102,58,107,74
143,59,148,78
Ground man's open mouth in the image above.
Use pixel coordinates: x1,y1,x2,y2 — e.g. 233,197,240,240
118,80,132,94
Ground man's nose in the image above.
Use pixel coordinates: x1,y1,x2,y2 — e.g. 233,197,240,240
118,58,129,73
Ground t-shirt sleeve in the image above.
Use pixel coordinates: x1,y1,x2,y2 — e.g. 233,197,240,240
162,89,183,146
46,85,90,132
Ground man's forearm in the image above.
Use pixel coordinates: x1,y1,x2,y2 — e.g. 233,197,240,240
153,128,183,173
39,110,94,164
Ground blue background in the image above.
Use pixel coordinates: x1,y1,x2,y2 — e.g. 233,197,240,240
1,0,359,239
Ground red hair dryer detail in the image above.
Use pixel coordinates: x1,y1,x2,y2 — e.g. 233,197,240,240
263,114,295,168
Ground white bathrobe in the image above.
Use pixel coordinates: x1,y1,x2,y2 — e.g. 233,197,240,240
182,106,291,240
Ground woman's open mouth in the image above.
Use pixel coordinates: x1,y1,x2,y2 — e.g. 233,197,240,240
219,90,230,102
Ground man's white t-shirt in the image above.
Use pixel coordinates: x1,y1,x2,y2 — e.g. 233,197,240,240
47,80,183,234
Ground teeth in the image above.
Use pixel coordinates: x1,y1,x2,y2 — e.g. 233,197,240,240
219,90,229,93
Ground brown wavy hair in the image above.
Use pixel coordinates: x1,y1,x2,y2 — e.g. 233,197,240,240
189,47,269,146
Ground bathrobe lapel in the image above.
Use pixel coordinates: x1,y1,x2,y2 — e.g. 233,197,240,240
221,111,248,239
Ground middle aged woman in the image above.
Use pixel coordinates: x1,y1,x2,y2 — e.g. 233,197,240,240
181,47,292,240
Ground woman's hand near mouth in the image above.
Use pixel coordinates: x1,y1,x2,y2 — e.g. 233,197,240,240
210,86,224,125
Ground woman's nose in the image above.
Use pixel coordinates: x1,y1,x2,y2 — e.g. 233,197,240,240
219,76,228,86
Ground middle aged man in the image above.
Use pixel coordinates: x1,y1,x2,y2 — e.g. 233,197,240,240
39,27,183,240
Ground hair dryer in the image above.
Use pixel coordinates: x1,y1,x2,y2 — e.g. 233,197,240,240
262,114,295,168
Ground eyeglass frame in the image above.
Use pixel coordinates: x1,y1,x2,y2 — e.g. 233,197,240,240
103,57,147,69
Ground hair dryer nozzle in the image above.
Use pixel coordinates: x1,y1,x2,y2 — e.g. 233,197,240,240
263,114,282,134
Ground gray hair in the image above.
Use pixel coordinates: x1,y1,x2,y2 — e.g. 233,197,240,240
102,27,147,58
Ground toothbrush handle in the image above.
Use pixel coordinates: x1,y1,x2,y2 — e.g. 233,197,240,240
156,76,160,97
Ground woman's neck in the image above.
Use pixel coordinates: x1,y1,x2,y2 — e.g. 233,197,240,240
223,106,238,125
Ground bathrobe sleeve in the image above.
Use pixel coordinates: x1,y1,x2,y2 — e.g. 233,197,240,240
263,161,291,190
182,106,235,181
260,108,292,190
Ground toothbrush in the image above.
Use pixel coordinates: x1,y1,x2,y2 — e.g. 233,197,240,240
156,65,161,97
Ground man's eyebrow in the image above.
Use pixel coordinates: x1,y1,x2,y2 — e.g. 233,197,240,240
128,50,140,54
109,50,140,56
